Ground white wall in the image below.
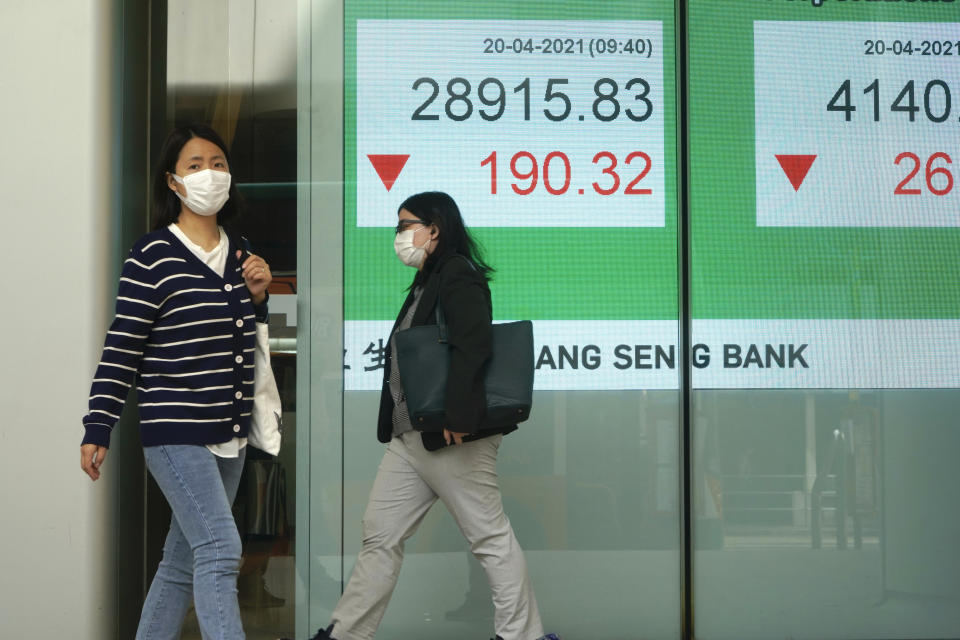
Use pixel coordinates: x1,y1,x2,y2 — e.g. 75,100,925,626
0,1,118,637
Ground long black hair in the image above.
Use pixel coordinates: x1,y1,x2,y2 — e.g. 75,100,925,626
151,123,244,230
399,191,494,282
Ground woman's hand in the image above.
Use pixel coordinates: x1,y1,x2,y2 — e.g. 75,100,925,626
443,429,469,446
238,250,272,304
81,444,108,481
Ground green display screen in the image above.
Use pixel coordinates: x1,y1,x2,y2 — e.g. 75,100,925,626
344,0,679,391
343,0,959,390
689,0,960,388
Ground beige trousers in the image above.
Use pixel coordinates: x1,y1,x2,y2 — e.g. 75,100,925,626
330,431,543,640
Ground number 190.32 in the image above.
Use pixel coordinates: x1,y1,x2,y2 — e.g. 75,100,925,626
481,150,653,196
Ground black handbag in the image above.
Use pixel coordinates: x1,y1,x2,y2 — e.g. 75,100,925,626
394,307,534,432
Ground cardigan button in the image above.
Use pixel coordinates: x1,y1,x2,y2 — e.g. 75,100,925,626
235,355,243,364
235,319,243,328
235,391,243,400
233,424,241,433
224,284,233,292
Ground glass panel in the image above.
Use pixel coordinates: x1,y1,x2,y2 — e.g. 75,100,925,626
689,1,960,638
337,1,681,638
297,0,345,638
162,1,299,638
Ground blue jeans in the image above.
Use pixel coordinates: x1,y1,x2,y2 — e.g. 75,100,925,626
137,444,246,640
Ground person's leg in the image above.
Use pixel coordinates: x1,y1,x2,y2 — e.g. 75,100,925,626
411,434,544,640
329,434,438,640
136,513,194,640
139,444,246,640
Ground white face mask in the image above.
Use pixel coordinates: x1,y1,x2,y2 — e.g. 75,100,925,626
393,227,431,268
171,169,232,216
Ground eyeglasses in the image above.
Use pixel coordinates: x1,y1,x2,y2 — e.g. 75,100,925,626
395,218,427,234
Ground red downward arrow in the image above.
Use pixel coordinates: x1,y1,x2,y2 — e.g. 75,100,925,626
776,154,817,191
367,154,410,192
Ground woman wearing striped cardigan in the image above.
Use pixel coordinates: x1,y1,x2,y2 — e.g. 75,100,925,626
80,124,272,639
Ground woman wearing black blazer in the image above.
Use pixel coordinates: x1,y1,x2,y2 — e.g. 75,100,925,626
300,192,557,640
374,233,517,451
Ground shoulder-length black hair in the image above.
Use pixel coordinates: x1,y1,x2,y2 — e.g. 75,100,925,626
399,191,494,282
151,123,244,230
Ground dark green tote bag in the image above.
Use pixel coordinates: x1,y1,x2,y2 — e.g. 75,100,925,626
394,308,534,432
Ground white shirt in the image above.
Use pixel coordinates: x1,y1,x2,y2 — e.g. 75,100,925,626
168,223,248,458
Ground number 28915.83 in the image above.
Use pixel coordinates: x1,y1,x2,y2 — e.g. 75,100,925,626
481,151,653,196
413,77,653,123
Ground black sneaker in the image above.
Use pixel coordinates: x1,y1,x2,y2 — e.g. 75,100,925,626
312,625,336,640
278,623,336,640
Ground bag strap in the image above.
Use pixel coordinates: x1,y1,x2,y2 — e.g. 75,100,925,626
434,306,448,344
432,254,479,345
230,233,252,255
227,233,270,321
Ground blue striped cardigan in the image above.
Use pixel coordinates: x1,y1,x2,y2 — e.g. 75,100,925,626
82,227,259,448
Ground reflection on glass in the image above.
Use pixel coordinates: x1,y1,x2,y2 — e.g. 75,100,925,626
693,390,960,639
343,390,681,639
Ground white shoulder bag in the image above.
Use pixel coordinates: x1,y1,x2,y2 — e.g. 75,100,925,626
249,322,282,455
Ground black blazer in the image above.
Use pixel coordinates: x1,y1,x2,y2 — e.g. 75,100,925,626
376,253,517,450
